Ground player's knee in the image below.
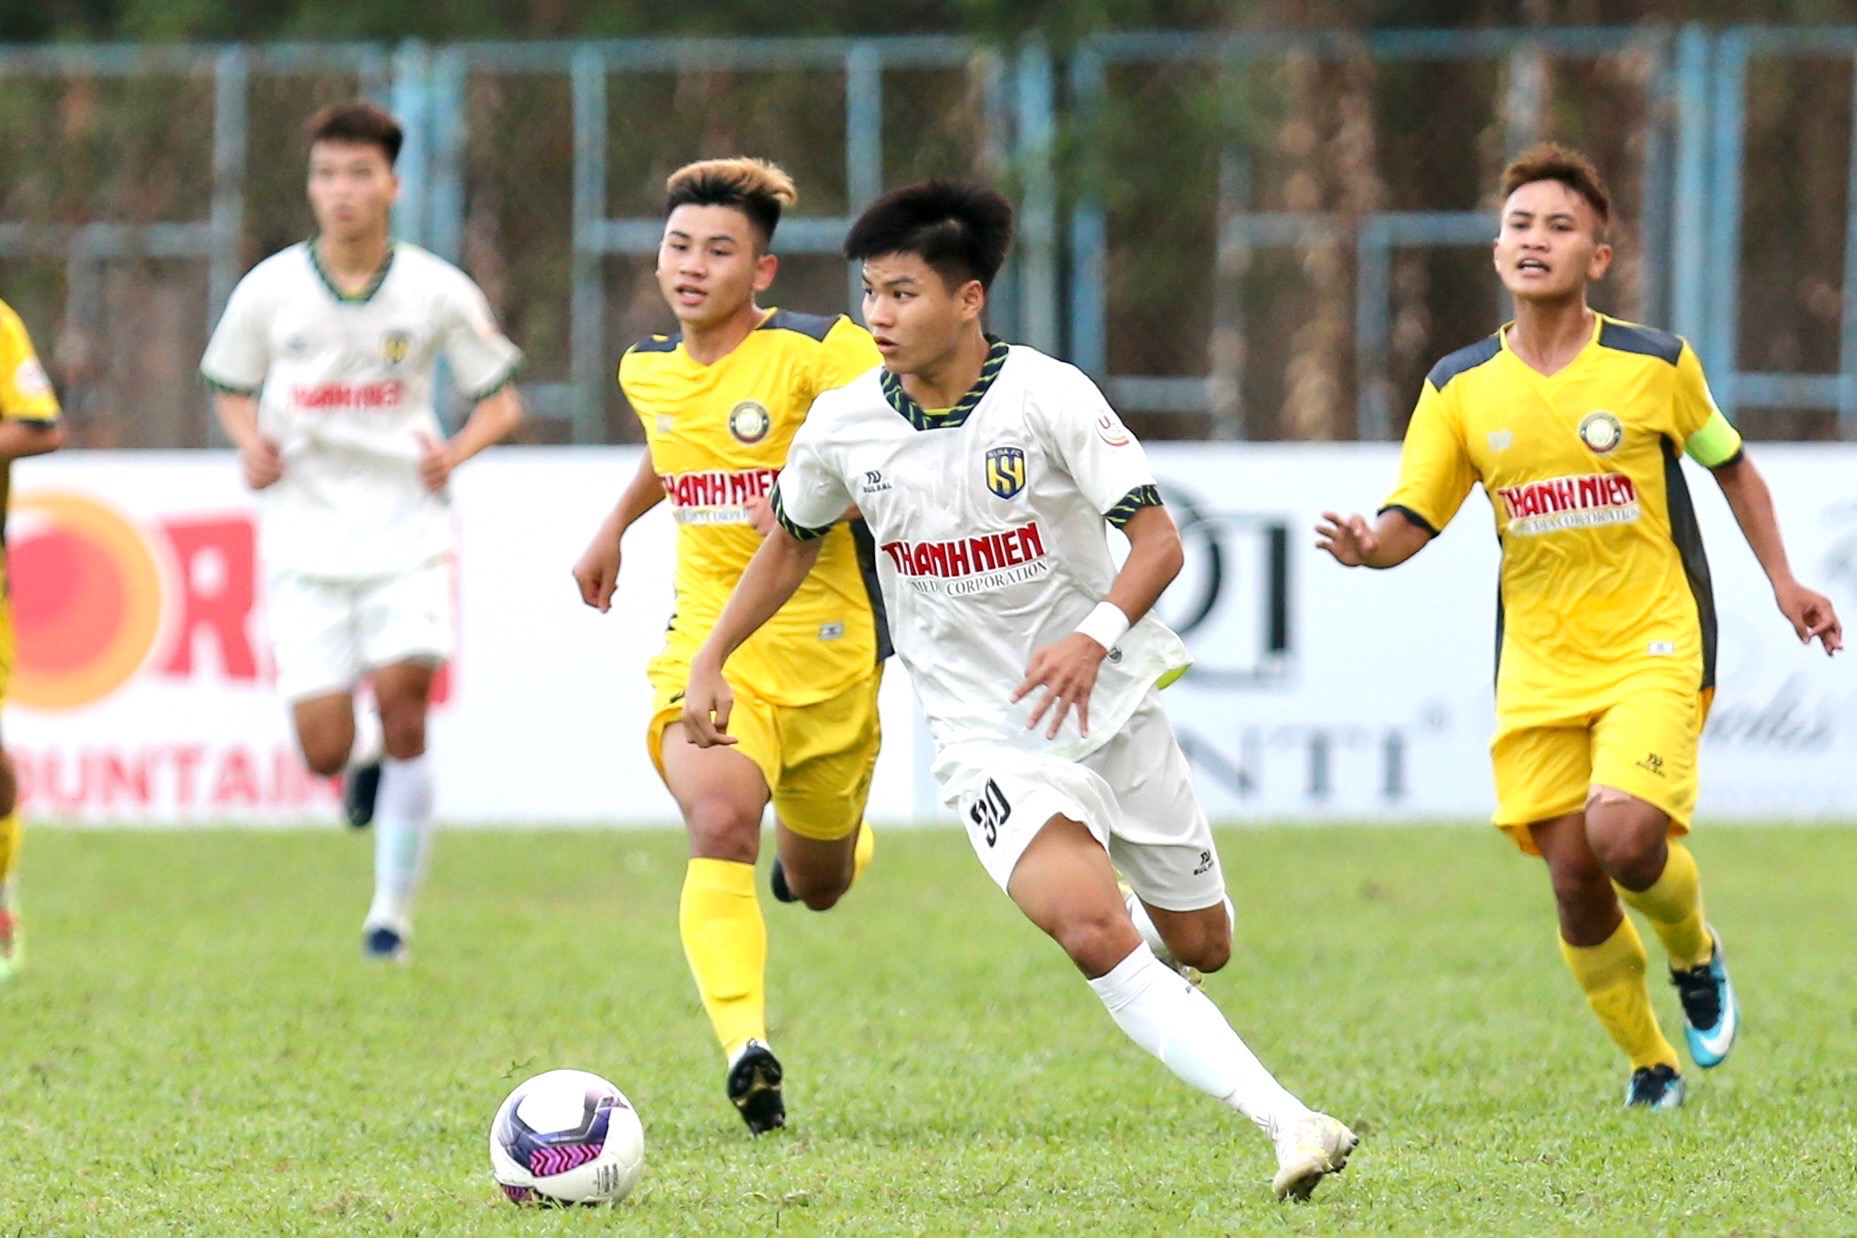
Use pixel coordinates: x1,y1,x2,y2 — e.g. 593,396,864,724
685,800,760,863
796,884,845,913
380,711,428,760
299,737,349,777
0,748,17,817
1587,826,1665,890
1053,908,1142,977
1175,930,1231,974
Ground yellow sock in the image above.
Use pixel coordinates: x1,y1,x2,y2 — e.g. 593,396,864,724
0,810,21,899
1615,843,1712,970
679,858,767,1062
1558,916,1679,1070
852,822,875,886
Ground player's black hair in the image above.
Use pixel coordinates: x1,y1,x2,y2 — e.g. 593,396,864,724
306,101,403,167
843,179,1015,291
664,158,797,248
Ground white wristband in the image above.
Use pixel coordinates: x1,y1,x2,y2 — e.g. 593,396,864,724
1075,601,1130,652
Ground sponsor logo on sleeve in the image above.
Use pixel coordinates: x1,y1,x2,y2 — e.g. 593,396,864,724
1095,411,1132,446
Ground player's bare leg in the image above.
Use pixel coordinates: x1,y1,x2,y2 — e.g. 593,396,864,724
358,659,437,961
659,726,786,1135
291,691,358,777
1008,814,1356,1201
1585,789,1736,1070
1531,811,1685,1107
0,743,25,979
769,822,863,912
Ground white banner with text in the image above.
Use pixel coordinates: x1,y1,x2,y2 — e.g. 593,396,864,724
13,445,1855,825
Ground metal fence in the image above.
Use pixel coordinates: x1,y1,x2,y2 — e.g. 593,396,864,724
0,26,1853,446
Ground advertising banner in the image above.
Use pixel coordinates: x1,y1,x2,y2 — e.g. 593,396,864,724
13,445,1855,826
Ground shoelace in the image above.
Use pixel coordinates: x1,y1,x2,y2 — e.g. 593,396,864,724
1671,964,1722,1028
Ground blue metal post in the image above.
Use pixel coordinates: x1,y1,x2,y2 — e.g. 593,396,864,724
425,47,468,264
1704,29,1747,413
1015,40,1060,356
1504,41,1546,157
1355,216,1393,441
1067,43,1108,379
844,42,883,316
571,47,608,444
1670,25,1713,356
206,46,249,446
1638,31,1676,328
390,40,430,248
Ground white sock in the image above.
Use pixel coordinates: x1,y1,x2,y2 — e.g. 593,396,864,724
1123,889,1236,963
366,753,434,934
349,707,384,770
1087,944,1312,1137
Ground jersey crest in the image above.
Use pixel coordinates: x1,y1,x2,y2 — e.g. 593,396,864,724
728,400,772,444
984,445,1027,499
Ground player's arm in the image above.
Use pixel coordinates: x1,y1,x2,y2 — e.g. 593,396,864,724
572,450,666,612
0,310,63,458
1669,341,1839,653
417,384,524,493
213,390,282,490
1319,377,1473,570
1015,501,1184,740
1710,453,1841,654
0,416,61,459
682,527,824,747
685,432,851,746
1315,508,1434,569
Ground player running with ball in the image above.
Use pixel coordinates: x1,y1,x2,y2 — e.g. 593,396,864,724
1319,145,1841,1109
572,159,886,1136
682,179,1356,1201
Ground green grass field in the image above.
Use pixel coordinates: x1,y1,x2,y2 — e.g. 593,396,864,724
4,824,1855,1234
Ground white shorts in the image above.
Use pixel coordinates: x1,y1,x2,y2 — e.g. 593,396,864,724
936,694,1224,912
267,559,455,702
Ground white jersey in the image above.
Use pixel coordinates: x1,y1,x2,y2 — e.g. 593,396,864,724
773,339,1190,763
200,240,521,580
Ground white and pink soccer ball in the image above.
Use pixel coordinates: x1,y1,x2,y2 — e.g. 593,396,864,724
489,1069,645,1206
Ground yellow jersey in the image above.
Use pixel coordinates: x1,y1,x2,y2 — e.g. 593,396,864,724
621,307,886,706
0,298,61,537
1382,312,1744,725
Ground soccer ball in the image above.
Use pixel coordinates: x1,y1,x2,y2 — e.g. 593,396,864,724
488,1069,645,1206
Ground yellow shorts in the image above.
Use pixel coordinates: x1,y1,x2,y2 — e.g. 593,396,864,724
647,667,882,843
1492,679,1712,856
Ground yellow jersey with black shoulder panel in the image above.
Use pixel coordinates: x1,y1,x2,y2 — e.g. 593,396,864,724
0,297,61,541
620,307,886,707
1382,312,1742,727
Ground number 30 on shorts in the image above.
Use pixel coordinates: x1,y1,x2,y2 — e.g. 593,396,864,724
968,779,1011,847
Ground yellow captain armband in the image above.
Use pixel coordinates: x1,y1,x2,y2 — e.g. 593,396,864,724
1684,409,1744,469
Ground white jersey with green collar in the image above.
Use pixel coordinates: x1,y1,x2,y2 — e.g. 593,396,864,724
201,240,521,580
772,338,1190,764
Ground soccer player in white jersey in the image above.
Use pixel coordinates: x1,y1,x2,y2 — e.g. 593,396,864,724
201,103,523,962
682,180,1357,1202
